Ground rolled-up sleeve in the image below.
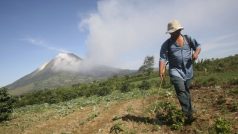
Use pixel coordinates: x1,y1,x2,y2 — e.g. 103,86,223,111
160,40,169,63
190,36,201,51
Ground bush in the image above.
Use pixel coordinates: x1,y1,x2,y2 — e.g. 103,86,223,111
110,122,124,134
84,84,98,97
154,102,184,130
96,82,113,96
205,76,218,86
213,118,231,134
0,88,15,122
138,80,151,91
97,86,112,96
119,82,131,93
227,78,238,85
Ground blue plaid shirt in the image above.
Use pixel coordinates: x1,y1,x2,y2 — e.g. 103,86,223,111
160,35,201,80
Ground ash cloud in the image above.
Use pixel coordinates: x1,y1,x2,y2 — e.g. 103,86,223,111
80,0,238,69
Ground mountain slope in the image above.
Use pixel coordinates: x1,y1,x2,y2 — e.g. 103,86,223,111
7,53,134,95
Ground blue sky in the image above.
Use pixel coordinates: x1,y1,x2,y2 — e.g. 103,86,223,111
0,0,97,87
1,0,238,87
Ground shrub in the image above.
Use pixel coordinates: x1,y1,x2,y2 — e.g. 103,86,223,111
227,78,238,86
110,122,124,134
0,88,15,122
120,82,131,93
47,91,61,104
215,63,225,72
138,80,151,91
97,86,112,96
96,82,113,96
206,76,218,86
76,84,89,96
154,101,184,130
213,118,231,134
84,85,98,97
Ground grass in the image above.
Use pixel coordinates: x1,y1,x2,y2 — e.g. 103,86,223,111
193,71,238,87
2,54,238,133
1,83,238,133
209,117,232,134
110,122,124,134
147,101,185,130
229,87,238,95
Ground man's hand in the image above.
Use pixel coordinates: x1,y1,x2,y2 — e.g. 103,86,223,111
192,53,199,60
192,48,201,61
160,72,165,80
159,61,166,81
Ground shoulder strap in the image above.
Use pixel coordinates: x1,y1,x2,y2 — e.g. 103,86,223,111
184,35,195,50
184,35,192,50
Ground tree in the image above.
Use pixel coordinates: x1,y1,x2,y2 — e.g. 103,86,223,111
138,56,155,76
0,88,15,122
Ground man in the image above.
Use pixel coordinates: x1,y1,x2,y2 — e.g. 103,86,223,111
159,20,201,122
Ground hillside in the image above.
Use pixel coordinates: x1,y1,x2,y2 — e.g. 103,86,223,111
7,53,134,96
0,55,238,133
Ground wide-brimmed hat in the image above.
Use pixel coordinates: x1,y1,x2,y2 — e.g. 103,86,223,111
166,20,184,34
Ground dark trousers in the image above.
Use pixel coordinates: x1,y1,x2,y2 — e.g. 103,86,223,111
171,76,193,117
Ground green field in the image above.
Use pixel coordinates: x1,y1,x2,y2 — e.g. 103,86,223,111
0,55,238,134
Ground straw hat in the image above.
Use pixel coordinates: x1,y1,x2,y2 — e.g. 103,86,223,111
166,20,184,34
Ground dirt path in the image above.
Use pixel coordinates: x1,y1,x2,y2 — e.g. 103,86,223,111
23,107,92,134
77,100,139,134
2,87,237,134
23,99,143,134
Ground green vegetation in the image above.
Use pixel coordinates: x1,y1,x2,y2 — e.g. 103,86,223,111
150,101,184,130
209,117,232,134
138,80,151,91
12,73,160,107
0,88,15,122
110,122,124,134
1,55,238,133
11,55,238,108
119,81,131,93
193,54,238,87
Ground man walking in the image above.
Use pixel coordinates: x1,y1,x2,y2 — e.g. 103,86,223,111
159,20,201,122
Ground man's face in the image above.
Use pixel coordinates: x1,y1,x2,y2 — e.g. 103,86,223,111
170,29,181,39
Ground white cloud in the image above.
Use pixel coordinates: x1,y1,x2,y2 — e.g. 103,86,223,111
80,0,238,69
23,37,69,53
200,33,238,59
203,33,238,52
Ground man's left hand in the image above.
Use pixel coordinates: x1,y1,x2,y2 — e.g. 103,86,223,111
192,53,198,60
192,48,201,61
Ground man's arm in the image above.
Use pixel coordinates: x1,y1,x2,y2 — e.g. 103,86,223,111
159,39,169,80
192,47,201,60
188,36,201,61
159,61,166,80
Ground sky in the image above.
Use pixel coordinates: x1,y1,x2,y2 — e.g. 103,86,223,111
1,0,238,87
